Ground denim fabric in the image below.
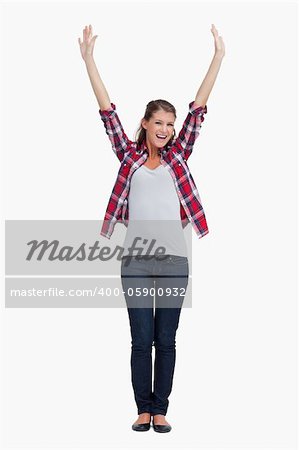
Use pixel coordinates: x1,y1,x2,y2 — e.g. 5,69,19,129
121,254,189,415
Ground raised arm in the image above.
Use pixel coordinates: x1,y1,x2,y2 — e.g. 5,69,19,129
78,25,132,161
193,24,225,107
175,24,225,160
78,24,111,111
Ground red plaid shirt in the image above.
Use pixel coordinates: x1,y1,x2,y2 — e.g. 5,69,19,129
99,101,209,239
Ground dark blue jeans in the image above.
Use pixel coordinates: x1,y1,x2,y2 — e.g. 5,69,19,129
121,254,189,416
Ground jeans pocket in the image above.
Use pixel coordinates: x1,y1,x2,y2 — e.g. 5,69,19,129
121,255,145,274
167,255,188,266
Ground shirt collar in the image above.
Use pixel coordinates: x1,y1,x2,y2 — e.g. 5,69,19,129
138,140,168,156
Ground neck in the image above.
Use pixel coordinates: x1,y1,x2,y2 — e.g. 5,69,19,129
145,138,160,159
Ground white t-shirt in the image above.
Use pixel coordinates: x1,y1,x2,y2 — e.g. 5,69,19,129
122,164,188,257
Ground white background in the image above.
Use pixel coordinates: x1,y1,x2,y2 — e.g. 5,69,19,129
1,1,297,449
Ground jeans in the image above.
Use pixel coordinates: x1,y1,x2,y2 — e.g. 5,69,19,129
121,254,189,416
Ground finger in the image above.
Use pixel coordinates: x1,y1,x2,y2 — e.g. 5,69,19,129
85,26,90,41
78,37,82,45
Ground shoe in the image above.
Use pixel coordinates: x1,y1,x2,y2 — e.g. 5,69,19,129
132,419,151,431
152,416,172,433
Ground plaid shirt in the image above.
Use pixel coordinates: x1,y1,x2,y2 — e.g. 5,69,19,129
99,101,209,239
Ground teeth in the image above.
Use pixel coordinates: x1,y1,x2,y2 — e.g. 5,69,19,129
157,135,167,138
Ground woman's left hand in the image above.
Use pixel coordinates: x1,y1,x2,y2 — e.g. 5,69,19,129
211,24,225,58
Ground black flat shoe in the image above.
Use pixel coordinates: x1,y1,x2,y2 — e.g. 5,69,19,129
152,418,172,433
132,421,151,432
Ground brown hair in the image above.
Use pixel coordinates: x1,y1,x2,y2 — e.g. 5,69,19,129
135,99,177,150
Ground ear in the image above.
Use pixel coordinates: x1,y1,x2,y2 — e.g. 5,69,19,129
141,118,147,130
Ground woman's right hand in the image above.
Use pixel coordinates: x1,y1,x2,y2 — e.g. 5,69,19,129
78,24,98,61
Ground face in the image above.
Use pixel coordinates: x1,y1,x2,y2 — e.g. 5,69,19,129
141,109,175,150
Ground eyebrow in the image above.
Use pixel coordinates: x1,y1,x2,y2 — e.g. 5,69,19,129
154,119,175,124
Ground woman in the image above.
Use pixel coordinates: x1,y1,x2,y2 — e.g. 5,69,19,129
78,23,225,433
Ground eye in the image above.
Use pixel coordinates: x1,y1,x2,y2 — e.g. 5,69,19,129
155,121,174,126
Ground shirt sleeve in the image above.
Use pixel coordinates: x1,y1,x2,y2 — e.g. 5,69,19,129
99,103,133,162
174,101,207,161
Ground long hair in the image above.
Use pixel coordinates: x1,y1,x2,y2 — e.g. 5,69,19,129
135,99,177,150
